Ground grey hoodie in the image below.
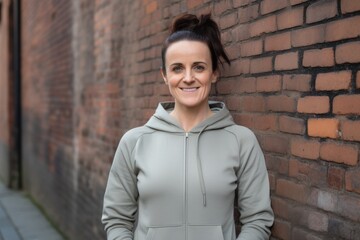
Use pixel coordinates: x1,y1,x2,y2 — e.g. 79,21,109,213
102,101,274,240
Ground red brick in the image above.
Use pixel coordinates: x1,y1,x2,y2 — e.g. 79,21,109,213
256,75,282,92
233,0,255,8
297,96,330,114
220,12,238,29
239,95,266,112
341,120,360,141
260,0,288,14
238,4,259,24
315,71,352,91
328,166,345,190
236,77,256,93
226,96,241,111
253,114,278,131
275,51,298,70
271,197,290,219
233,113,254,128
308,118,340,139
277,6,304,30
249,15,277,37
320,142,358,166
279,115,305,135
268,172,276,190
225,44,240,60
341,0,360,13
333,95,360,114
325,16,360,42
276,178,308,203
357,71,360,89
266,95,296,112
303,48,334,67
214,0,232,15
292,24,325,47
258,134,289,154
223,59,250,76
336,41,360,64
306,0,338,23
240,39,263,57
272,220,291,240
265,32,291,52
216,79,238,94
146,1,158,14
291,138,320,160
308,189,337,212
345,168,360,194
250,56,272,73
283,74,311,92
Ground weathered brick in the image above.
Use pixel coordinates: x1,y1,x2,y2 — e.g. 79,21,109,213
249,15,277,37
240,39,263,57
236,77,256,93
303,48,334,67
325,16,360,42
289,159,327,187
233,0,255,8
238,4,259,24
268,171,276,190
233,23,250,41
357,71,360,89
277,6,304,30
256,75,282,92
320,142,358,165
214,0,232,15
345,168,360,194
266,95,296,112
250,56,273,73
341,0,360,13
308,189,338,212
341,120,360,141
275,51,298,70
292,227,323,240
333,94,360,114
283,74,311,92
265,154,288,175
239,95,266,112
271,196,290,219
337,195,360,221
146,1,157,14
226,96,241,111
308,211,329,232
276,178,308,203
328,166,345,190
290,0,308,5
315,71,351,91
308,118,340,139
220,12,238,29
306,0,338,23
292,24,325,47
258,134,289,154
291,137,320,160
260,0,288,14
336,41,360,64
265,32,291,52
272,219,291,240
328,217,360,240
253,114,278,131
279,115,305,135
223,59,250,76
297,96,330,114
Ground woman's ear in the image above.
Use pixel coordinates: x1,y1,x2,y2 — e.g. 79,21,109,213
160,68,168,85
211,70,219,83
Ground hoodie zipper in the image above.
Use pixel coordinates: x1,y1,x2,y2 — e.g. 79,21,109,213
184,132,189,240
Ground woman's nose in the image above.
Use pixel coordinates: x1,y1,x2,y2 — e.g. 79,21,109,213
183,70,194,83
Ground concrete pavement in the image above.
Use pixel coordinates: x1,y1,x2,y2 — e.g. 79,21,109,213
0,181,65,240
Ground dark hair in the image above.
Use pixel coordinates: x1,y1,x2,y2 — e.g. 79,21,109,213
161,13,230,73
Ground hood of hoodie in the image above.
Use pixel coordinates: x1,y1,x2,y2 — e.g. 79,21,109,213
145,101,235,133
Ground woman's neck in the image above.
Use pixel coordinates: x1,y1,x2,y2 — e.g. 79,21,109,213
170,103,213,132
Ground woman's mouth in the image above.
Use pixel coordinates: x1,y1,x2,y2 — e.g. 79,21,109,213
181,87,199,92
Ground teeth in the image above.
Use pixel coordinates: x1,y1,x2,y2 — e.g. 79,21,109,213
182,88,198,92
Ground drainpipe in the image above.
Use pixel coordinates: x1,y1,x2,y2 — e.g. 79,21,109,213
10,0,22,189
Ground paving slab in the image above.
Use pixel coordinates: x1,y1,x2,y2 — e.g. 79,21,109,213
0,181,65,240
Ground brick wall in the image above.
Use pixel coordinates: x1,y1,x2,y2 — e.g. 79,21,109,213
14,0,360,239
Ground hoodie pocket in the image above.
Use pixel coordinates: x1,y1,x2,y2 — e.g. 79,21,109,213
145,226,184,240
188,225,225,240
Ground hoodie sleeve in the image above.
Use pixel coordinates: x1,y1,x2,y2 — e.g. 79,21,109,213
102,132,139,240
235,128,274,240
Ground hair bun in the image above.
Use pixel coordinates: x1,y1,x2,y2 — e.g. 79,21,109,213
170,13,212,34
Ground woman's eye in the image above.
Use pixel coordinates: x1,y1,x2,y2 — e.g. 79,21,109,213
194,65,205,72
172,66,183,73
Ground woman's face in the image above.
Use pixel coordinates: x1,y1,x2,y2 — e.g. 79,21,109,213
161,40,218,111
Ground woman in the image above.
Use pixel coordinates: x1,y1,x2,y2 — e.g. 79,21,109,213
102,13,274,240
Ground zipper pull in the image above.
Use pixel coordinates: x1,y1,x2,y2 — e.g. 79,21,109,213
185,132,189,138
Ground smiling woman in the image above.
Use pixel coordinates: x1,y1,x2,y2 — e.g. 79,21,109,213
102,13,274,240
